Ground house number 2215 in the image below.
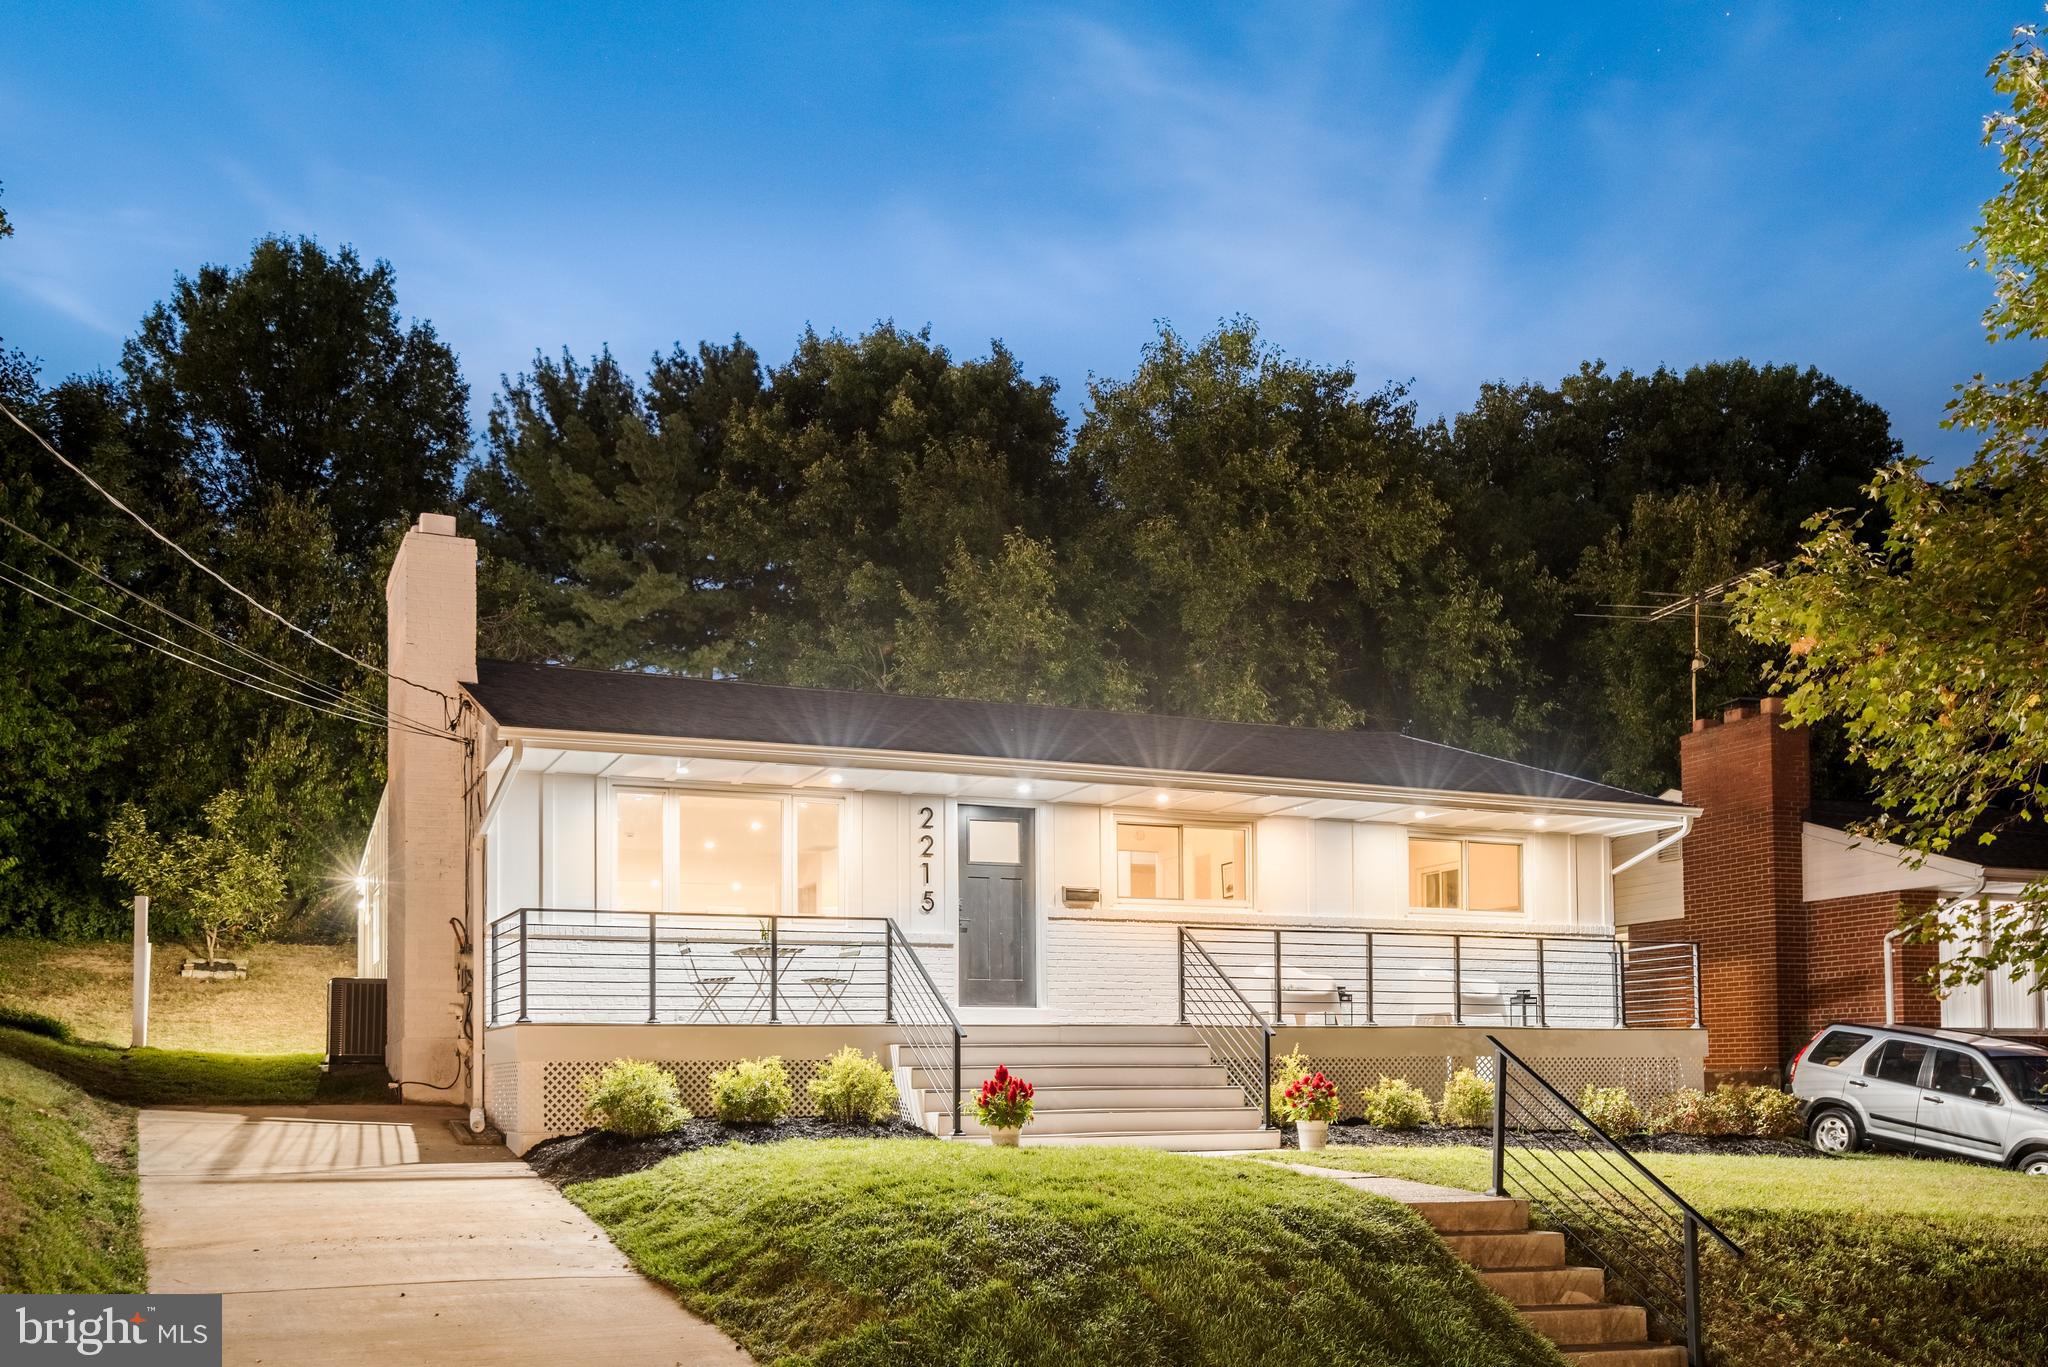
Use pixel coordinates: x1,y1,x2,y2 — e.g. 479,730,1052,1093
916,804,936,914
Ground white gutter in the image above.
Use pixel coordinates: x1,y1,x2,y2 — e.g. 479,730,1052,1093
465,740,523,1133
1610,815,1693,877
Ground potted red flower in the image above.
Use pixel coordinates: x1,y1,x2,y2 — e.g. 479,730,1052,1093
975,1064,1036,1146
1284,1071,1340,1151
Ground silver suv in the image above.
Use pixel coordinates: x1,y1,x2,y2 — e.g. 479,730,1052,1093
1789,1023,2048,1173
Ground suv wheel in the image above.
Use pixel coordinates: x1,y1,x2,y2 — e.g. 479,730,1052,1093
1808,1107,1861,1155
2017,1151,2048,1177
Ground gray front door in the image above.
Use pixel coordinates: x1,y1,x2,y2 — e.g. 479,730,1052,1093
959,805,1034,1007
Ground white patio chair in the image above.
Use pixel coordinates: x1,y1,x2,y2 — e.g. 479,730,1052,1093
678,945,736,1023
801,945,864,1022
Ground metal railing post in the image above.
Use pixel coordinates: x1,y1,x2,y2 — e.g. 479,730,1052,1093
769,916,780,1023
1683,1212,1703,1365
1691,943,1704,1028
1452,934,1464,1025
884,923,896,1024
1272,929,1283,1024
646,914,658,1024
1615,941,1628,1028
1262,1028,1274,1128
517,908,530,1023
1536,937,1548,1027
951,1029,963,1136
1489,1044,1507,1196
1177,929,1188,1023
1364,930,1375,1025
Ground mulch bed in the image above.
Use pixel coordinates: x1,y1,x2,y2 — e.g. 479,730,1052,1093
526,1115,933,1186
1296,1120,1823,1160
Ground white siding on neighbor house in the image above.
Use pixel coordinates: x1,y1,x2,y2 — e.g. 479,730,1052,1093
1613,831,1684,927
1802,822,1982,902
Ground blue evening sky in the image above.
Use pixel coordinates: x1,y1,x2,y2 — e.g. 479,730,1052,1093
0,2,2029,470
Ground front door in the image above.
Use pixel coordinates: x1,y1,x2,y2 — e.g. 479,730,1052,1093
1918,1047,2011,1160
958,805,1034,1007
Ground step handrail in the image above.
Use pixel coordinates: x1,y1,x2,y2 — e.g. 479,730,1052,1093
1179,927,1277,1126
887,919,967,1135
1485,1034,1741,1256
1486,1033,1741,1365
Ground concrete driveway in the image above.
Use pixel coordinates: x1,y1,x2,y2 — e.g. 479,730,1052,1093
139,1104,748,1366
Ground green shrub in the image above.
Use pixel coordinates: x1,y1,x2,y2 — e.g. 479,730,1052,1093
808,1046,900,1124
1439,1067,1495,1129
1578,1085,1645,1136
1647,1087,1741,1137
581,1059,689,1138
1269,1045,1312,1122
0,1005,73,1043
1717,1082,1802,1139
711,1055,794,1125
1358,1076,1433,1130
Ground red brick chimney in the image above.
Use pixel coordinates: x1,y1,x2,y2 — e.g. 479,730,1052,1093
1680,698,1810,1084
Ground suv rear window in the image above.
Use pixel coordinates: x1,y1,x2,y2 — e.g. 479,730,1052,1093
1809,1030,1872,1068
1865,1039,1929,1086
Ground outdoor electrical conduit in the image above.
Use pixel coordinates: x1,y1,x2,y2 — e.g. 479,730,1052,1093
467,740,523,1133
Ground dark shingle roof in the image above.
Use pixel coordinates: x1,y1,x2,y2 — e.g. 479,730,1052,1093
466,659,1678,809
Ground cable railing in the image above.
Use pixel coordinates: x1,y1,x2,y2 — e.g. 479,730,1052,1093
1180,925,1701,1029
886,919,966,1135
1178,928,1277,1125
490,908,927,1027
1486,1034,1742,1366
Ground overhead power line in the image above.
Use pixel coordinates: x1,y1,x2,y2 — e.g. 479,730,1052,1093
0,555,458,743
0,396,456,714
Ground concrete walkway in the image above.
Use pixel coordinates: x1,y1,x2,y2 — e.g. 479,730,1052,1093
139,1105,749,1366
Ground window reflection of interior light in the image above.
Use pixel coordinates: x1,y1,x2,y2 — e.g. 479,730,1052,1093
749,820,763,832
647,879,659,889
729,881,743,892
703,839,717,850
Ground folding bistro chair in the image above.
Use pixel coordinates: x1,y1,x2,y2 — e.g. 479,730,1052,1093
678,945,736,1023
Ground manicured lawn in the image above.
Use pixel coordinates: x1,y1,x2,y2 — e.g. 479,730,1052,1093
0,1053,144,1293
0,939,351,1053
1262,1146,2048,1367
0,1026,389,1108
568,1139,1565,1367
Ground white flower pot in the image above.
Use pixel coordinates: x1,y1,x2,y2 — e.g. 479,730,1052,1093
1297,1119,1330,1151
989,1126,1022,1147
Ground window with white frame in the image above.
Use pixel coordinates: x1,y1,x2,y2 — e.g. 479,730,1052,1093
1116,819,1248,902
1408,837,1521,912
611,788,843,916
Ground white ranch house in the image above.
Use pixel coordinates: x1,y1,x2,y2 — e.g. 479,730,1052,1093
357,515,1708,1154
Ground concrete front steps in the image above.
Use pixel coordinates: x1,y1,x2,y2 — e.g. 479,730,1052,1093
893,1024,1281,1152
1289,1168,1687,1367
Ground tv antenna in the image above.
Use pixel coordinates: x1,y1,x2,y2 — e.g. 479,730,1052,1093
1578,565,1777,721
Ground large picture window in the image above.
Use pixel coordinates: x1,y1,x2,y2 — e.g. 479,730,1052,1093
1116,819,1248,902
1408,837,1521,912
611,789,842,916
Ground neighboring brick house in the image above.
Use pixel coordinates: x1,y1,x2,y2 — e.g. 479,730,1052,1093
1616,698,2048,1085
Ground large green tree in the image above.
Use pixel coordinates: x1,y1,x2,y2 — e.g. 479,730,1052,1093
1071,321,1520,743
1739,25,2048,985
1427,359,1899,787
124,236,468,553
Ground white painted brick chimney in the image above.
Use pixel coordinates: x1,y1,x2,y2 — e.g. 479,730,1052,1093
384,511,476,1099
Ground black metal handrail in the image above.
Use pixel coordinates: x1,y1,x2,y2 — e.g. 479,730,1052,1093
887,919,966,1135
1178,928,1277,1126
1487,1034,1742,1366
1179,924,1702,1030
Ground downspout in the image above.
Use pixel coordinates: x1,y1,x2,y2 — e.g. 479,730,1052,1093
466,740,523,1133
1611,815,1693,877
